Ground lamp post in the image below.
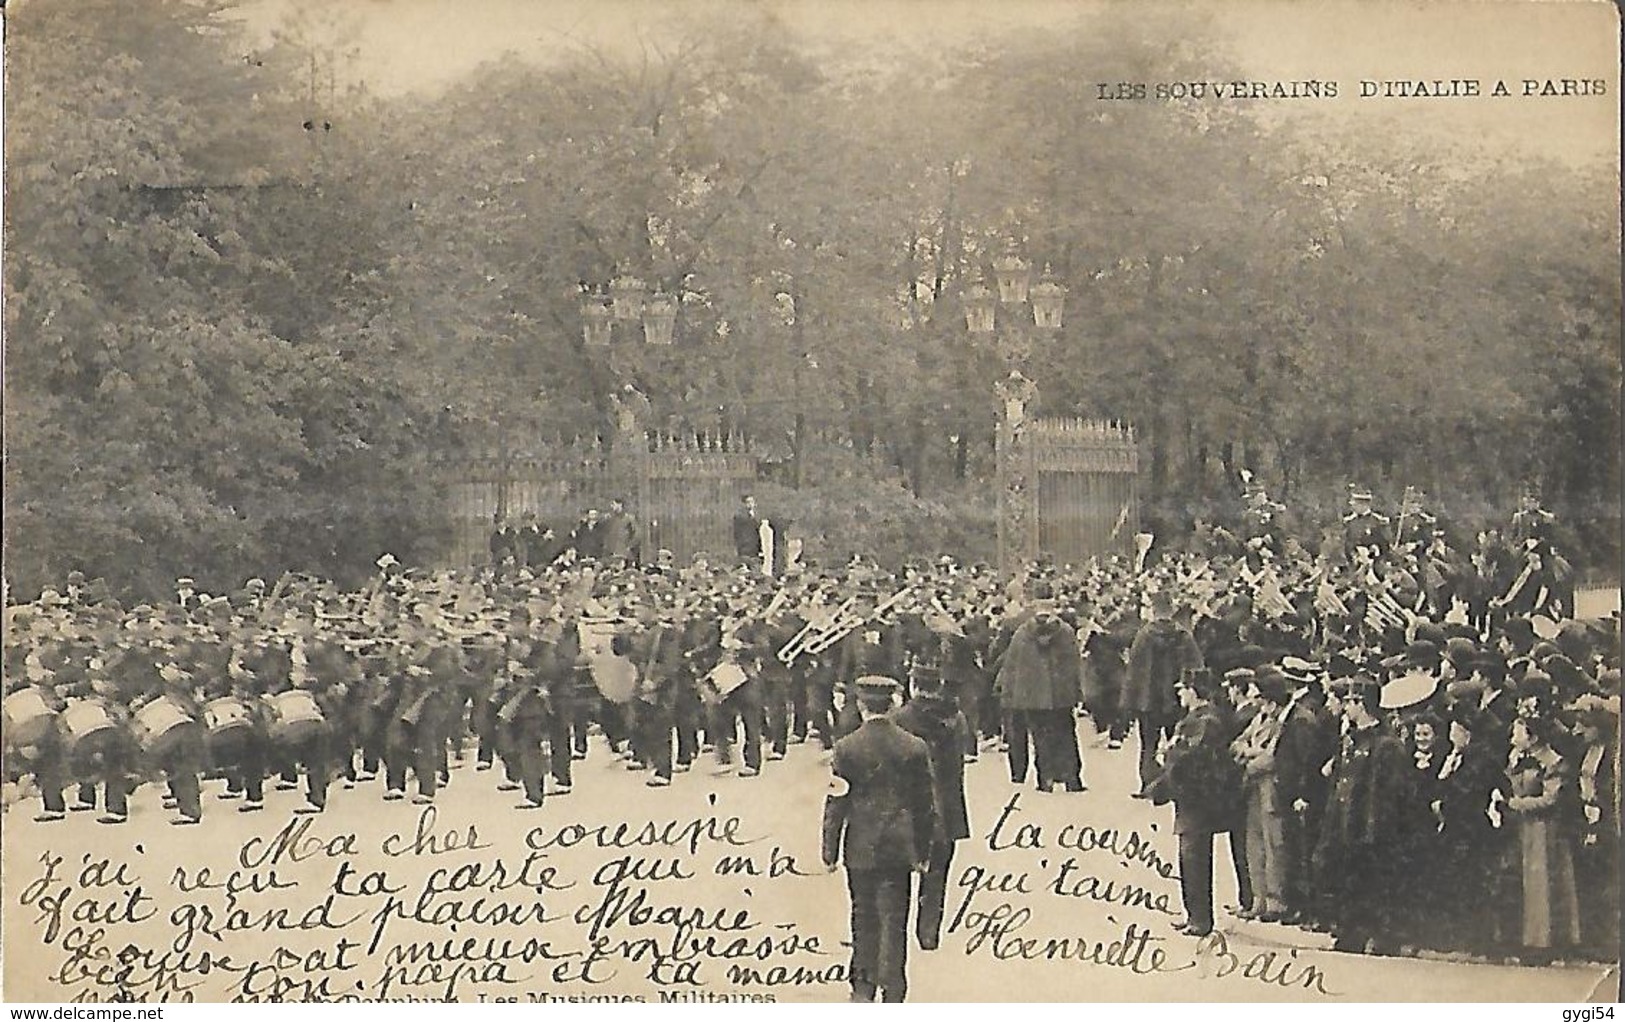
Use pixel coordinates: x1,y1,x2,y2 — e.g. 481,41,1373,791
581,276,685,346
960,243,1065,367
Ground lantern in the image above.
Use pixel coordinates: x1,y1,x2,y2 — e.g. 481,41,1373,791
992,251,1031,304
1030,267,1066,329
610,273,646,321
641,291,677,345
581,294,613,346
962,281,995,334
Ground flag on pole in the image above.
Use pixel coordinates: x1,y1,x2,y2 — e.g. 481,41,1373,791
1109,501,1132,540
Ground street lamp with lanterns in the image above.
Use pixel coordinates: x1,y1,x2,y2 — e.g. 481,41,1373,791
962,279,996,334
580,276,684,346
958,245,1066,364
610,273,646,321
582,292,613,346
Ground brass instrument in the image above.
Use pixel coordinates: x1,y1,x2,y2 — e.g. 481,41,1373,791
1133,532,1155,574
1492,554,1540,610
1362,580,1412,631
776,597,853,666
800,587,912,658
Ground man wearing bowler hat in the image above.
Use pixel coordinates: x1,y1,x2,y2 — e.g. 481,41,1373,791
821,676,937,1003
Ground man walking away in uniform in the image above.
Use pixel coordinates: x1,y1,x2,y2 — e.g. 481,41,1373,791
822,676,937,1003
891,668,971,951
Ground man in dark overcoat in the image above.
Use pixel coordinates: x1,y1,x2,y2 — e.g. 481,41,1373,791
891,669,971,951
1124,588,1204,796
822,676,937,1003
1147,669,1238,937
991,583,1084,791
1313,676,1413,953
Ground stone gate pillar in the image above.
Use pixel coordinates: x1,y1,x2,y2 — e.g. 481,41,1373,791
995,371,1039,575
609,384,653,558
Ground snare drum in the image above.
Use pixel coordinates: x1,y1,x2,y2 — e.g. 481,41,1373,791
705,661,750,700
61,698,120,765
4,689,57,749
134,695,203,759
266,689,325,744
202,696,259,762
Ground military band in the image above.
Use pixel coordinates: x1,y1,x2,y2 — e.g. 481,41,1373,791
3,485,1619,978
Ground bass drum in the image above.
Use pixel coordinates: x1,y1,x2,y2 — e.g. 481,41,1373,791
61,698,122,769
204,697,256,737
266,689,326,744
589,655,638,705
134,695,203,759
203,696,259,759
576,618,619,660
4,689,57,750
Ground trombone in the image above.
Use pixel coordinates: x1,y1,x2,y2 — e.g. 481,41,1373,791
777,597,853,666
800,587,913,658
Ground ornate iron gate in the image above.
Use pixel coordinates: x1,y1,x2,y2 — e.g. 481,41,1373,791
443,427,757,568
996,374,1140,572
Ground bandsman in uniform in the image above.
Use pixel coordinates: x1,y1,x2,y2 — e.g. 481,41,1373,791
384,625,458,805
832,586,904,739
632,594,687,786
494,607,553,809
890,660,971,951
821,676,937,1003
130,636,207,826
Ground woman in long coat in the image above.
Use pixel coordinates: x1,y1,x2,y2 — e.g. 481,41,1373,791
1433,702,1512,954
1503,715,1581,959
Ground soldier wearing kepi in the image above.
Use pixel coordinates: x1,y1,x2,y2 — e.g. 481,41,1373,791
494,608,553,809
1341,485,1391,557
890,662,971,952
821,676,937,1003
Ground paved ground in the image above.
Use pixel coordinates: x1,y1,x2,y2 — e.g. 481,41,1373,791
4,715,1615,1003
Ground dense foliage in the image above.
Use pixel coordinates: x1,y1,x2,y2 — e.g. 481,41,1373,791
4,2,1618,598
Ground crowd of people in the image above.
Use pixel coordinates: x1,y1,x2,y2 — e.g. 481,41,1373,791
2,485,1618,972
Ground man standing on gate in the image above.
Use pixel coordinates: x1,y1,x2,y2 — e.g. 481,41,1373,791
822,676,937,1003
599,497,642,565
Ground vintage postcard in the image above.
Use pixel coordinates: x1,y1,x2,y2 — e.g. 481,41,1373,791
2,0,1620,1005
